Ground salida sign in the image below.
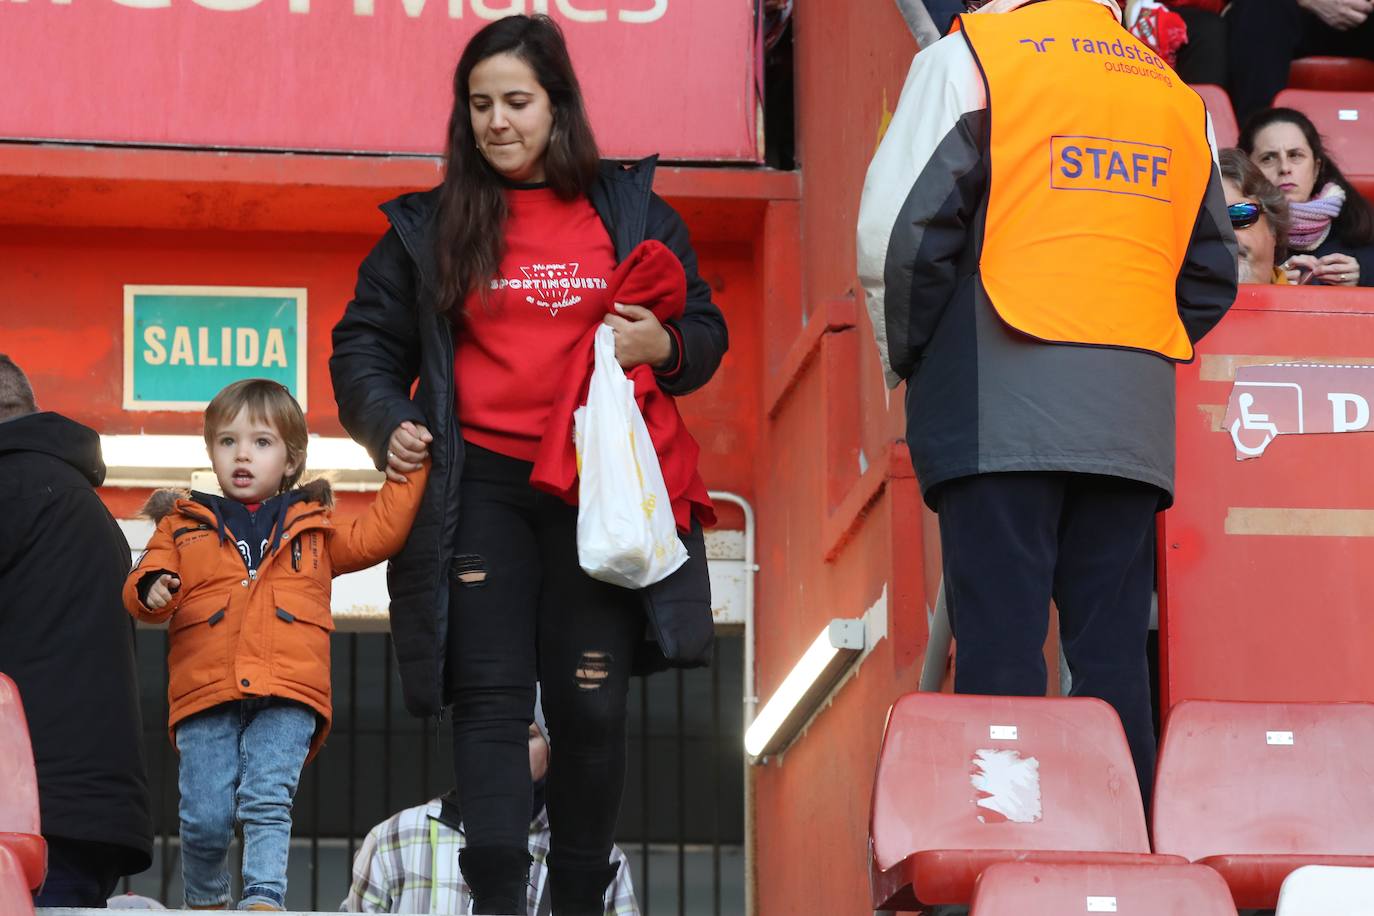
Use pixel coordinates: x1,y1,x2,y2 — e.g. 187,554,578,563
0,0,757,160
124,285,307,411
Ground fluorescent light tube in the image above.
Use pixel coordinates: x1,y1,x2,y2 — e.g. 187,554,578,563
744,618,864,760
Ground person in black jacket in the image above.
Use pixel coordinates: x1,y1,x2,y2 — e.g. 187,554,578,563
0,354,153,906
329,16,726,916
1226,0,1374,124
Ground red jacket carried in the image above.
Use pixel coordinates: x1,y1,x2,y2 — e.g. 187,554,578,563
531,240,714,531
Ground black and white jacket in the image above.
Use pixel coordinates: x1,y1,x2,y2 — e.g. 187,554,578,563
856,0,1238,507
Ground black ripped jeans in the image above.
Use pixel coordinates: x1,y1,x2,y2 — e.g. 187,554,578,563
447,442,641,877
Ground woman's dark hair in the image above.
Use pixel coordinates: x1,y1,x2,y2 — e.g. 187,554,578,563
1238,107,1374,248
435,15,601,316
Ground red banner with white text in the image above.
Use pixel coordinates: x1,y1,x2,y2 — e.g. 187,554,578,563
0,0,759,161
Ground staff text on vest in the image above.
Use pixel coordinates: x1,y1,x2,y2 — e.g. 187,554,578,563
1050,136,1173,203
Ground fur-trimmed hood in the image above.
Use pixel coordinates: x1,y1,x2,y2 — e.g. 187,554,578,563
140,477,334,523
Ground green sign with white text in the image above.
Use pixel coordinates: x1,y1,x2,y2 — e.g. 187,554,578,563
123,286,308,411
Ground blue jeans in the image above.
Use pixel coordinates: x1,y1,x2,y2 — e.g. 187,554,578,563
175,698,316,910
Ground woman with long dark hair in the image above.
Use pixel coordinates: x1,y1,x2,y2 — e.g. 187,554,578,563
329,15,725,914
1239,107,1374,287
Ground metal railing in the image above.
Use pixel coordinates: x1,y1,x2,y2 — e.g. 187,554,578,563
123,629,745,913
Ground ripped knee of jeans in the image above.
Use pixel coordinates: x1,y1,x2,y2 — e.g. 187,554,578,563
451,554,488,587
575,651,612,691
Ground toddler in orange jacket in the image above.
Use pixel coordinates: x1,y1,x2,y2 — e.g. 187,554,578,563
123,379,427,912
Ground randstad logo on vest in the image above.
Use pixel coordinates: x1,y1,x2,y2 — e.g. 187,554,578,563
1071,36,1174,87
1050,136,1173,203
1021,33,1174,87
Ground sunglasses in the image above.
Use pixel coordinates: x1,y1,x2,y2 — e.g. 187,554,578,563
1228,202,1261,229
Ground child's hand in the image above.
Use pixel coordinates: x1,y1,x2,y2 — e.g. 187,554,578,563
386,421,432,483
146,574,181,610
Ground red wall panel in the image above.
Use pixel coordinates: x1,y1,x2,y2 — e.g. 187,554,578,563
749,4,934,911
0,209,763,511
1162,286,1374,709
0,0,759,161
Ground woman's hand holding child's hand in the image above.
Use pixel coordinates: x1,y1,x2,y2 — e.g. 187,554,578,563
386,421,432,483
146,574,181,610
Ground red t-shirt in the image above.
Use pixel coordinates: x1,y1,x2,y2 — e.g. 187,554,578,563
454,187,617,461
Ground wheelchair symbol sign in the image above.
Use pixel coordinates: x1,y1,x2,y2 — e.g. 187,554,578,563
1225,380,1304,460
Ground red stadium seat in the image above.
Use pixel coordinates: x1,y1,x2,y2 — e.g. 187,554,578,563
1153,700,1374,909
1193,84,1239,150
969,861,1236,915
0,674,45,892
1288,57,1374,93
868,693,1182,911
0,846,35,916
1272,89,1374,203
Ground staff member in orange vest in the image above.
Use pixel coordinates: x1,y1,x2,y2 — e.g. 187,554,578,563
857,0,1237,801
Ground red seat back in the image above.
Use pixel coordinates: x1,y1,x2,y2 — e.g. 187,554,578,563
1272,89,1374,202
970,861,1237,915
0,846,34,916
1288,57,1374,93
869,694,1151,875
1193,84,1238,150
0,674,40,837
1154,700,1374,861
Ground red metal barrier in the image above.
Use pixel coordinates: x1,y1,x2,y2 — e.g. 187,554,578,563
1161,285,1374,710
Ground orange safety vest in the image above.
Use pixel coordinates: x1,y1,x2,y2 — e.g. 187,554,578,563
956,0,1212,361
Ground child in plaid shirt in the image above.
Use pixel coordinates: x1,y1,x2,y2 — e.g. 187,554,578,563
343,722,637,915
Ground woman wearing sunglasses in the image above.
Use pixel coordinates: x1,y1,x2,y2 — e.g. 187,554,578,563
1239,107,1374,287
1218,148,1290,286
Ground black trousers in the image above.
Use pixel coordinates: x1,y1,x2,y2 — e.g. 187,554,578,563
1174,8,1227,87
1227,0,1374,123
32,837,124,908
934,473,1161,806
447,443,642,875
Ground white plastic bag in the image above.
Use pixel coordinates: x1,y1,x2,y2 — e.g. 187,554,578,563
574,324,690,588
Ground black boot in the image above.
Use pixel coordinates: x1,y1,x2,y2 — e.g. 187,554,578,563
548,862,620,915
459,845,533,915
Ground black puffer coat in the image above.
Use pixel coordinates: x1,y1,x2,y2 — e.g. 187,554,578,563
330,157,727,718
0,412,153,873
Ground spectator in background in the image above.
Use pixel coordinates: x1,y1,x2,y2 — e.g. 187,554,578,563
1227,0,1374,122
0,354,153,906
1219,148,1292,284
1240,107,1374,286
919,0,965,36
343,716,638,915
926,0,1226,78
1171,2,1226,85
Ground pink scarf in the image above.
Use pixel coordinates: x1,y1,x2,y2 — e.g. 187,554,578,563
1288,182,1345,252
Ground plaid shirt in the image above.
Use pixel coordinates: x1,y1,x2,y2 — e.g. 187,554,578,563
341,799,639,915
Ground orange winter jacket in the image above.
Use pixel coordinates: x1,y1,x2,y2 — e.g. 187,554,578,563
123,465,428,761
